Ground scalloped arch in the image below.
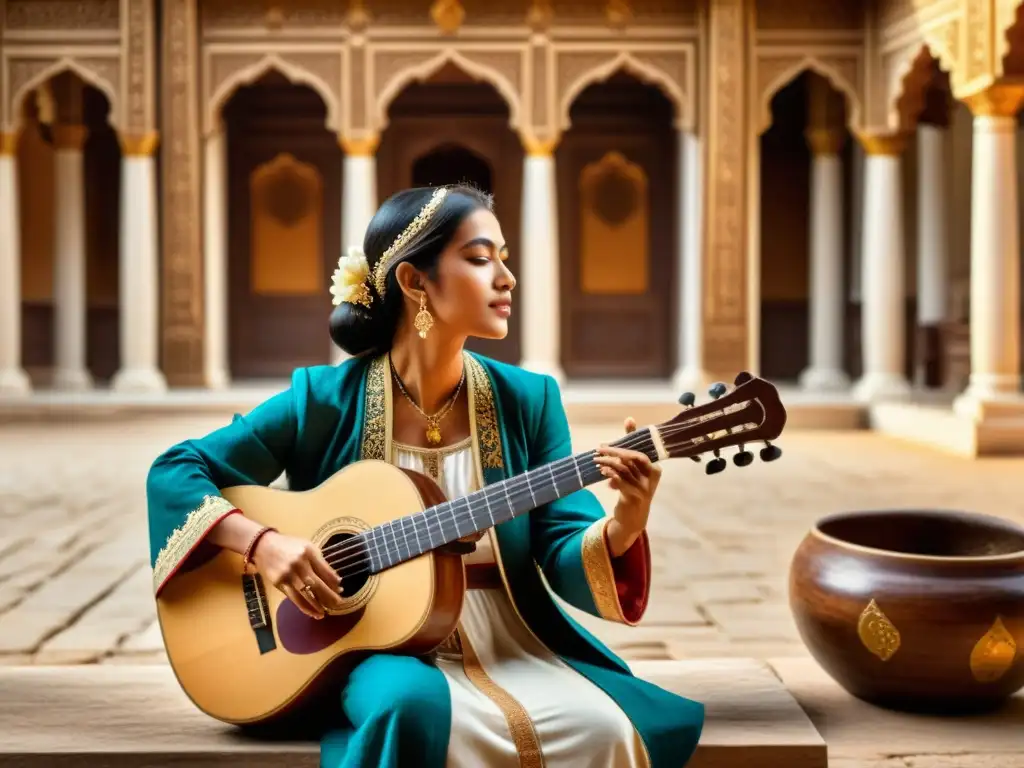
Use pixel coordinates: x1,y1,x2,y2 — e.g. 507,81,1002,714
559,52,690,130
204,54,340,136
9,57,120,129
885,43,949,131
375,50,522,132
758,57,862,135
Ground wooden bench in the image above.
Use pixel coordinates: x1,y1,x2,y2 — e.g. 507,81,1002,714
0,658,826,768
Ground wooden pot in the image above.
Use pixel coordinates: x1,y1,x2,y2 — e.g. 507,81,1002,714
789,509,1024,713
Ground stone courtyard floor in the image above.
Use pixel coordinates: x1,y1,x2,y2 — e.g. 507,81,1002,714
0,416,1022,766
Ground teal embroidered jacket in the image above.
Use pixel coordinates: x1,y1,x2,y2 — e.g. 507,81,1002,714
146,352,704,767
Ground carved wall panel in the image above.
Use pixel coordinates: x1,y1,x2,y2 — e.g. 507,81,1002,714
703,0,750,377
3,0,119,31
755,0,864,30
200,0,346,32
202,49,343,136
160,0,205,385
755,50,864,133
123,0,155,134
553,45,695,135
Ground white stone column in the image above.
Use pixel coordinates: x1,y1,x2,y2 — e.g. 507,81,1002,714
0,132,31,396
111,133,167,392
518,138,563,383
51,124,92,390
852,133,911,402
916,124,949,329
203,130,230,389
671,128,707,391
954,88,1024,416
800,129,849,391
335,135,379,365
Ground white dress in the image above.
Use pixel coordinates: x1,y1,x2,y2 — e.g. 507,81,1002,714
391,438,650,768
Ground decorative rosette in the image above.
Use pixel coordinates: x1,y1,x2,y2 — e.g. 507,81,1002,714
330,246,373,309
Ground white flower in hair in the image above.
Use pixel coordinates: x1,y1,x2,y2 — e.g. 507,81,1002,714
330,246,372,308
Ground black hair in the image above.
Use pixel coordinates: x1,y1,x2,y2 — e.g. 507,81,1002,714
329,184,494,357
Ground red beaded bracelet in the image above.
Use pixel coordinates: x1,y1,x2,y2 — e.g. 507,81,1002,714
241,525,277,573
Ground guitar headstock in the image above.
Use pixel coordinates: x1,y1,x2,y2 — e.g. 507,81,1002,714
653,372,788,475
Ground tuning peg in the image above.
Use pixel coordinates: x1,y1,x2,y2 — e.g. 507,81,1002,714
733,371,753,386
733,448,754,467
678,391,696,407
708,382,727,399
760,441,782,462
705,457,727,475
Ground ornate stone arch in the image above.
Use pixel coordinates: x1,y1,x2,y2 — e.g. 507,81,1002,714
558,51,691,131
884,43,949,132
203,53,341,137
757,56,862,135
374,48,523,133
7,56,121,131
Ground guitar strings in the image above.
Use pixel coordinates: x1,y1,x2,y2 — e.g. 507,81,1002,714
319,412,757,579
321,411,752,577
319,409,754,575
319,424,664,572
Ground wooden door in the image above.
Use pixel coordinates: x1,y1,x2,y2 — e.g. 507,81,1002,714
226,82,341,379
558,120,676,379
377,81,523,366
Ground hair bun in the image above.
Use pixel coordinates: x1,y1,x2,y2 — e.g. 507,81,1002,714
329,296,390,357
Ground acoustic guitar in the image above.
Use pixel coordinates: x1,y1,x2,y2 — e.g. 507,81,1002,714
155,372,787,725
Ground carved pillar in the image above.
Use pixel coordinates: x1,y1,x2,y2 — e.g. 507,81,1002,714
852,133,911,402
518,137,563,383
203,129,229,389
51,120,92,391
112,133,166,393
335,134,380,365
954,85,1024,416
0,132,31,396
160,0,205,386
703,0,750,378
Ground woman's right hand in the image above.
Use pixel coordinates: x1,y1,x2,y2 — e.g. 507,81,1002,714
251,532,344,620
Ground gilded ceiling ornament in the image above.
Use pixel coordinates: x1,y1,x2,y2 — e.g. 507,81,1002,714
605,0,632,29
431,0,465,35
526,0,554,32
346,0,371,31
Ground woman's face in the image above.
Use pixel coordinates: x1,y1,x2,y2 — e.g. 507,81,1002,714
421,208,516,341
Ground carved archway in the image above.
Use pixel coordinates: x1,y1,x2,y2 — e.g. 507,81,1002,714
757,57,861,135
204,54,340,136
559,51,691,131
886,44,949,132
374,49,522,133
7,57,121,131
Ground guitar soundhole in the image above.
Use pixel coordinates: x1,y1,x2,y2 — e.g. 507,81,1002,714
323,532,371,599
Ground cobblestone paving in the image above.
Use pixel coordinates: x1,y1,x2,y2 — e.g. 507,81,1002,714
0,416,1022,668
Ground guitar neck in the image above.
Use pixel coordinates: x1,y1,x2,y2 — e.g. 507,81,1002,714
362,428,659,573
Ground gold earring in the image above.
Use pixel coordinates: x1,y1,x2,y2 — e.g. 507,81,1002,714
414,293,434,339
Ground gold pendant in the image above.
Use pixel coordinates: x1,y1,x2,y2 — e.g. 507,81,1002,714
425,422,442,445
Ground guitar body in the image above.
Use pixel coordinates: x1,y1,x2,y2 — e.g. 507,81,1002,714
155,460,467,726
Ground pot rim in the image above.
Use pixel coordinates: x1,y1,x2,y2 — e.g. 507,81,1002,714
811,508,1024,563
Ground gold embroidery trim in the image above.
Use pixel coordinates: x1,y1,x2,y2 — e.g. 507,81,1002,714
152,495,237,593
361,354,388,461
392,436,472,487
465,354,504,471
458,625,545,768
581,518,628,623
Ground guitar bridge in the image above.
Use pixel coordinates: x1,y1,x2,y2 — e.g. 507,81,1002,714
242,572,276,654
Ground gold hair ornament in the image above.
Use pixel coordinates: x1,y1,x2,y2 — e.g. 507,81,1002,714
331,187,448,309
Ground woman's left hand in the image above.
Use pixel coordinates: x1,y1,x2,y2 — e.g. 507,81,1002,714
594,417,662,554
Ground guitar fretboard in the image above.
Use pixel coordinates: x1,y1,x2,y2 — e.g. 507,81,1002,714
357,428,658,573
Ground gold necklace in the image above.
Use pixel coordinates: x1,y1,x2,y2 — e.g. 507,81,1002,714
390,360,466,445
